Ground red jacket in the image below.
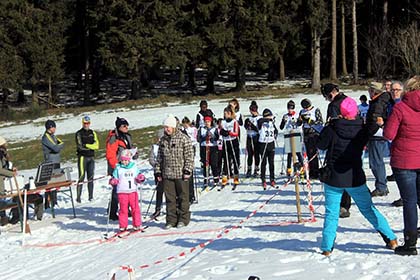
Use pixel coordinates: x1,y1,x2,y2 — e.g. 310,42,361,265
106,129,133,171
384,90,420,169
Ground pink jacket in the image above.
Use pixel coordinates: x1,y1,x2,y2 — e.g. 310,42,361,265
384,90,420,169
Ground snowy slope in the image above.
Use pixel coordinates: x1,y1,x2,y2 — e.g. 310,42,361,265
0,90,418,280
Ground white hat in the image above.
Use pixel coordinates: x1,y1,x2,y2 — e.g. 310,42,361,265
0,136,6,146
163,114,177,128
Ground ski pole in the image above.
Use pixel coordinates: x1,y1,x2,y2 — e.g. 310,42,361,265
144,188,156,219
104,187,113,238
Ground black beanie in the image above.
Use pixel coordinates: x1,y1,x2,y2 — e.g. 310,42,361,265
301,99,312,109
249,100,258,111
115,117,129,128
45,120,56,129
321,83,339,98
262,108,273,117
287,100,295,109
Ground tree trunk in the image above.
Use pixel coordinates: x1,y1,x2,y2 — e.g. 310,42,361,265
330,0,337,81
178,63,185,86
352,0,358,83
48,77,52,107
279,53,285,81
234,63,246,92
205,67,215,94
312,30,321,90
341,1,348,76
131,79,140,100
383,0,388,25
187,61,196,90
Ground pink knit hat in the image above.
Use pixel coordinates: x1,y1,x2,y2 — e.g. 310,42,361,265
119,149,132,161
340,97,358,119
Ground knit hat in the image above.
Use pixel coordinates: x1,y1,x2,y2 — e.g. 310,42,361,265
204,115,213,122
340,97,358,119
115,117,129,128
262,108,273,117
368,82,383,94
163,114,177,128
45,120,56,130
119,149,132,161
199,100,208,107
287,100,295,110
82,115,91,124
0,136,6,146
249,100,258,112
321,83,339,98
301,99,312,109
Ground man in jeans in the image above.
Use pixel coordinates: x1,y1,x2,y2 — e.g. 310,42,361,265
365,82,394,197
155,115,194,229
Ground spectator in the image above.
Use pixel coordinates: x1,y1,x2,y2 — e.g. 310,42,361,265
0,136,17,226
358,95,369,123
316,97,397,256
75,116,99,202
181,117,198,203
42,120,64,209
106,117,135,221
383,75,420,255
365,82,394,197
155,115,194,229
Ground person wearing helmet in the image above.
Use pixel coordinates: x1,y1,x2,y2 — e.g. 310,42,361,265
297,99,323,179
257,108,278,189
75,116,99,203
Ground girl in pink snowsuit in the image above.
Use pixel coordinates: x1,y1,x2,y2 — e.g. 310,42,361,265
109,149,145,231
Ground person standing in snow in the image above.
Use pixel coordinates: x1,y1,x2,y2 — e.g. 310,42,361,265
106,117,135,221
195,100,215,129
280,100,304,177
155,115,194,229
0,136,18,226
358,95,369,123
297,99,323,179
75,116,99,202
258,108,278,189
220,105,241,188
109,149,145,232
316,97,397,256
181,117,198,203
383,76,420,256
42,119,64,209
244,101,261,178
148,129,165,218
197,115,220,186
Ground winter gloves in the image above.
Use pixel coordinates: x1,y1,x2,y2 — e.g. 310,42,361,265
109,174,146,187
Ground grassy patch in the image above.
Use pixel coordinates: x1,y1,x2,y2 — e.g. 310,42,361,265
8,126,161,170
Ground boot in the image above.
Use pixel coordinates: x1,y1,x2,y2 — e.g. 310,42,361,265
287,168,293,177
253,167,259,178
233,175,239,185
395,231,418,256
76,185,82,203
0,216,8,226
221,176,228,186
262,181,267,190
246,167,252,178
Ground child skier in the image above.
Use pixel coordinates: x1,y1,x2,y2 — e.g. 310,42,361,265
220,105,240,189
198,115,220,187
109,149,145,232
280,100,304,176
244,100,261,178
258,108,278,189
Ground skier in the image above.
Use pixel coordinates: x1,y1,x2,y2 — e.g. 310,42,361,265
198,115,220,187
75,116,99,202
244,100,262,178
358,94,369,124
258,108,278,189
220,105,240,189
280,100,304,177
181,117,198,203
148,129,164,218
297,99,323,179
195,100,215,128
109,149,145,232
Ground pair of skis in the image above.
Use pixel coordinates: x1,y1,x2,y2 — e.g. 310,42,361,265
104,225,149,240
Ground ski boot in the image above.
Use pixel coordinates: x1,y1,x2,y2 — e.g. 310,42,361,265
262,181,267,190
232,175,239,190
253,167,260,178
270,180,276,188
246,167,252,178
221,176,228,186
287,168,293,177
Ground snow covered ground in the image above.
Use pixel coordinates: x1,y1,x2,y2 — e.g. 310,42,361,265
0,89,418,280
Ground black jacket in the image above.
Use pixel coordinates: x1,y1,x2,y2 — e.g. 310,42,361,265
327,92,347,120
316,118,368,187
365,91,394,138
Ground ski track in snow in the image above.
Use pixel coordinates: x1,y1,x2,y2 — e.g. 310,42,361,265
1,90,420,279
